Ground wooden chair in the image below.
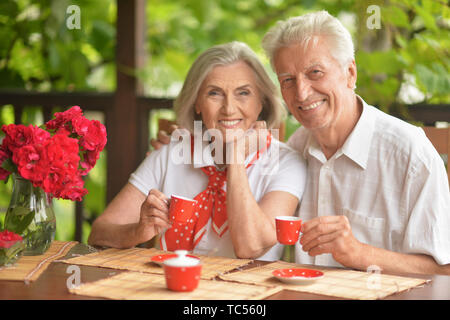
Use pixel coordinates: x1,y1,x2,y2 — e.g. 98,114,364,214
423,126,450,185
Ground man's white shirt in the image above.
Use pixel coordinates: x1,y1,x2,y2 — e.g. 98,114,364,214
288,96,450,267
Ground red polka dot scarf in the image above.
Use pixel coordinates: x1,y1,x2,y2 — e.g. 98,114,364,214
160,133,272,252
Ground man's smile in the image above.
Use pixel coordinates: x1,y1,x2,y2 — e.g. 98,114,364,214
298,99,326,111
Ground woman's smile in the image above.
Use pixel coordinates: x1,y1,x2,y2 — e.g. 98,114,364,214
218,119,243,128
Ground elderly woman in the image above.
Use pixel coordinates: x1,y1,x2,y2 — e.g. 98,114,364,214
88,41,307,260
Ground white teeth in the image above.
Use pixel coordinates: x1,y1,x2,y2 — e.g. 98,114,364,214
220,120,240,126
301,100,324,111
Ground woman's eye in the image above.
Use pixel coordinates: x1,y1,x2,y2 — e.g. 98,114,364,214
238,90,250,96
208,90,220,96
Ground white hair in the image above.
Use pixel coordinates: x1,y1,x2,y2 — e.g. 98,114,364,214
262,11,355,70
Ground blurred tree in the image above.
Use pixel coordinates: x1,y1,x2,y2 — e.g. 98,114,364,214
0,0,115,240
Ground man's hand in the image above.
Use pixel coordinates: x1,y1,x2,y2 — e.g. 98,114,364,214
300,216,365,269
147,123,179,156
135,189,172,243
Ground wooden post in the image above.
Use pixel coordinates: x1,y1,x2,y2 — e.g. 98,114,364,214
107,0,147,203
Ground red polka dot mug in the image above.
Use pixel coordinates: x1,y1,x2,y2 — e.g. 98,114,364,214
275,216,302,245
169,195,197,224
163,250,202,292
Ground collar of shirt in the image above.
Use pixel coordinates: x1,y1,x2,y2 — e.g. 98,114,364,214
303,96,375,169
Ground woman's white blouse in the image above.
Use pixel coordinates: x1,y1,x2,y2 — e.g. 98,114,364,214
129,137,307,261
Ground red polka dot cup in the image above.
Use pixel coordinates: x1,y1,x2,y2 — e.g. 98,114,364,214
163,250,202,292
169,195,197,224
275,216,302,245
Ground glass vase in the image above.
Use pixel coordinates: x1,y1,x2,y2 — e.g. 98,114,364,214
4,174,56,255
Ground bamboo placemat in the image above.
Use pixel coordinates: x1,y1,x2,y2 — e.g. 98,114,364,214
69,271,283,300
219,260,430,300
0,241,78,283
62,247,253,280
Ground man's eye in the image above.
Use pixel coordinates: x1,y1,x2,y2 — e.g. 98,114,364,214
309,70,323,78
280,77,295,88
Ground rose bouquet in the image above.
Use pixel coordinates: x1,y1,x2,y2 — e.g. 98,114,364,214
0,106,107,255
0,106,107,200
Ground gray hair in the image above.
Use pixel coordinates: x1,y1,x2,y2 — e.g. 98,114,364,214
174,41,286,133
262,11,355,70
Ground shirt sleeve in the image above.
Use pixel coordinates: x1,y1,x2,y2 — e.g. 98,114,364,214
401,141,450,265
128,145,169,196
264,144,308,201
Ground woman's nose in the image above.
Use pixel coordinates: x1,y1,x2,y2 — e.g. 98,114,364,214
221,96,237,114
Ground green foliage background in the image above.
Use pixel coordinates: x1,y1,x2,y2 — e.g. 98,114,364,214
0,0,449,243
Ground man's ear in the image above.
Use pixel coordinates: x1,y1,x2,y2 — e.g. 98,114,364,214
346,60,357,89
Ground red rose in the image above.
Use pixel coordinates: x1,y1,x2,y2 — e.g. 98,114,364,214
43,166,87,201
58,177,88,201
45,132,80,167
45,106,83,131
13,145,46,183
31,125,51,145
72,116,91,136
1,106,105,202
1,124,50,154
2,124,33,154
79,120,107,152
0,230,23,249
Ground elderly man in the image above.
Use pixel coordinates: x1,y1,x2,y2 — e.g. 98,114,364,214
261,11,449,274
152,11,450,275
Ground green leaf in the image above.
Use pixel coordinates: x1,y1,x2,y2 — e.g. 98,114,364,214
414,4,438,31
1,158,16,173
382,6,411,29
0,1,19,18
4,208,35,235
11,206,30,216
89,20,115,59
356,50,403,75
413,63,450,97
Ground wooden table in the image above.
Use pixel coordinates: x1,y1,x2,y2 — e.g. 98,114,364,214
0,243,448,300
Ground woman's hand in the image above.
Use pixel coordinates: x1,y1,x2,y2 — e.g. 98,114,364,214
135,189,172,243
227,120,267,165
